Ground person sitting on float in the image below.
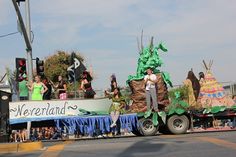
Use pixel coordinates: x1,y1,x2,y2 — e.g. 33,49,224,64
109,87,126,128
80,71,96,99
144,68,158,112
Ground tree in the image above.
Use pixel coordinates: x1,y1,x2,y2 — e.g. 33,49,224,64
44,50,84,83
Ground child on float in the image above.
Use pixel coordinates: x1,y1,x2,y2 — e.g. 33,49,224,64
109,87,126,128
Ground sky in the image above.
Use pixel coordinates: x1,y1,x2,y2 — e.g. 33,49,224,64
0,0,236,89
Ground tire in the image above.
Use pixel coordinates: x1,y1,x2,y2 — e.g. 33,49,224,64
167,115,189,135
138,118,159,136
158,125,170,135
131,128,143,136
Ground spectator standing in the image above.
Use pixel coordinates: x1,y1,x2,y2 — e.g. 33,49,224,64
18,74,28,100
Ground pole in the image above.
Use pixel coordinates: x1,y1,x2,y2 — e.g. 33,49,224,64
25,0,33,140
12,0,33,140
25,0,33,94
73,54,76,98
12,0,32,51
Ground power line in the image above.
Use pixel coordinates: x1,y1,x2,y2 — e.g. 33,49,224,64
0,31,19,38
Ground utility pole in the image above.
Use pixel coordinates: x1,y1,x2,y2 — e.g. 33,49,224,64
25,0,33,91
12,0,33,140
25,0,33,140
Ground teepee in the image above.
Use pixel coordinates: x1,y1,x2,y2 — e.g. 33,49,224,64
198,60,235,108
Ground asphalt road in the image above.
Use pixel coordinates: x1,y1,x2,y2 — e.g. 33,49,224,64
1,131,236,157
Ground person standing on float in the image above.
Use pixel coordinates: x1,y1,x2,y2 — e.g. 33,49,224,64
19,74,29,100
144,68,158,111
80,71,96,98
28,75,48,100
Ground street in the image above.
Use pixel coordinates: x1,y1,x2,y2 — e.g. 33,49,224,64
1,131,236,157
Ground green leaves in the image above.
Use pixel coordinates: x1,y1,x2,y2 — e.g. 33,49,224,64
78,108,108,115
137,112,145,117
203,106,226,114
179,101,189,108
138,110,163,126
203,108,211,114
168,86,189,101
232,105,236,110
158,111,166,124
175,108,186,115
144,109,152,118
174,91,181,99
212,106,226,113
166,96,189,116
152,112,158,126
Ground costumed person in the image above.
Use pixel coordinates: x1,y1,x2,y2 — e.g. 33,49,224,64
198,71,205,90
144,68,158,111
233,95,236,104
198,60,235,108
109,88,126,128
110,74,118,92
183,71,198,107
18,74,29,100
28,75,48,100
43,78,52,100
80,71,96,99
191,72,200,100
56,75,67,100
105,74,118,96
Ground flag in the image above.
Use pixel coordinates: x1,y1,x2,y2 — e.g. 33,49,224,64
67,53,86,82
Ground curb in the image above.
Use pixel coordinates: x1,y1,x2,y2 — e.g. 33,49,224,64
0,141,43,153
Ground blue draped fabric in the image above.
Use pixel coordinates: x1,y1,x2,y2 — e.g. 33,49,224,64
54,114,138,135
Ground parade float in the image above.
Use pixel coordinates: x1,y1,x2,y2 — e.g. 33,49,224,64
125,36,236,135
8,38,236,139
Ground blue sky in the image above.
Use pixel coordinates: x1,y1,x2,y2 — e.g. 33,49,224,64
0,0,236,89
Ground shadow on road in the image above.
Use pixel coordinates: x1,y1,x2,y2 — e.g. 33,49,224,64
117,139,165,157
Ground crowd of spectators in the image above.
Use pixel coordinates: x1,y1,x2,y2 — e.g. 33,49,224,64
10,127,62,142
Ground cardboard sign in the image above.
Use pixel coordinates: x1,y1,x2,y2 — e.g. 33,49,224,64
9,98,111,123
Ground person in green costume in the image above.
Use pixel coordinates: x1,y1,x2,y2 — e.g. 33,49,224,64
19,74,29,100
109,88,126,128
28,75,48,100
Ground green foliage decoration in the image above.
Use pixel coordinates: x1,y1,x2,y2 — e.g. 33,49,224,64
166,87,190,116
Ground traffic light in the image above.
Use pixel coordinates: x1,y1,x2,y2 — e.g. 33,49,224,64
16,0,25,6
15,58,27,81
36,57,44,77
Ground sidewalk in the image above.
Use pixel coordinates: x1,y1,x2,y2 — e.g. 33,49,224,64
0,141,43,153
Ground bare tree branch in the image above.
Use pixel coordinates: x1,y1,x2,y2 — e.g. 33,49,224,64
136,37,141,54
203,60,208,70
141,29,144,51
